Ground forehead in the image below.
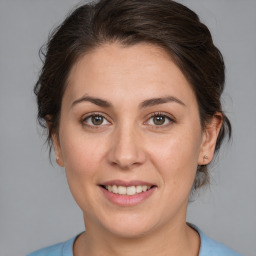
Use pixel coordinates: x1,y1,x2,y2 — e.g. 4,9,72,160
64,42,196,108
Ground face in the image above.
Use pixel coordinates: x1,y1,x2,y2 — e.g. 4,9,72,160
53,43,220,238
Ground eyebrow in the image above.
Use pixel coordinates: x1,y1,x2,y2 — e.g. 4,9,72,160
139,96,185,109
71,96,113,108
71,95,185,109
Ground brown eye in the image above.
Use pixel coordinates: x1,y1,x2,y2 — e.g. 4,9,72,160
153,115,166,125
146,113,174,127
91,115,104,125
82,114,111,127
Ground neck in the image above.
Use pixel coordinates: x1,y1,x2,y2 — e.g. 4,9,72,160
74,218,200,256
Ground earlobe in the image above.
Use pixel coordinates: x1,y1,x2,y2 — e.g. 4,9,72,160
46,118,64,167
51,132,64,167
56,155,64,167
198,113,223,165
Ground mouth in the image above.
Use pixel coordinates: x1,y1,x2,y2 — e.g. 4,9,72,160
99,180,157,206
100,184,155,196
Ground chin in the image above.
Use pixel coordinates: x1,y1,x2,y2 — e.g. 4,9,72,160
107,224,154,239
96,211,160,239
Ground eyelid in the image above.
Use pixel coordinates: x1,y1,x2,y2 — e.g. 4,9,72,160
80,111,175,129
144,112,175,127
81,112,112,128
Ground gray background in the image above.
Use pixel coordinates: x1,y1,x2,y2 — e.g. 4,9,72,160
0,0,255,255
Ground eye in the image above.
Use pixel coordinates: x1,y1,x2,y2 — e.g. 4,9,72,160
146,112,174,127
82,113,111,127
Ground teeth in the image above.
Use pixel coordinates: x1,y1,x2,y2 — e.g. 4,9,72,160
136,186,142,193
118,186,127,195
142,185,147,192
105,185,152,195
112,185,118,194
127,186,136,195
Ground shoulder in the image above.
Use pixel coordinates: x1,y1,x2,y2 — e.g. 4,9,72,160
27,235,77,256
200,233,243,256
190,224,243,256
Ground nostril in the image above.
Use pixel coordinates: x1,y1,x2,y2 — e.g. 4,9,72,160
106,136,147,169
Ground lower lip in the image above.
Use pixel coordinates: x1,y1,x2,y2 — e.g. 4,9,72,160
100,186,156,206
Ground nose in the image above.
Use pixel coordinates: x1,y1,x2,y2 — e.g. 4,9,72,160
106,125,146,170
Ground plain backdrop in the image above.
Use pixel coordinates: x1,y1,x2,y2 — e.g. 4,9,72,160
0,0,255,255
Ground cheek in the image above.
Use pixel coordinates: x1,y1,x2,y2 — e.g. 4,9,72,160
58,127,107,209
148,129,202,185
59,126,105,178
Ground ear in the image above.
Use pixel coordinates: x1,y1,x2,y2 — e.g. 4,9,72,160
46,117,64,167
51,133,64,167
198,113,223,165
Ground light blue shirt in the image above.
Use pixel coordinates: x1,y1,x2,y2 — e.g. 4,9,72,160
27,225,243,256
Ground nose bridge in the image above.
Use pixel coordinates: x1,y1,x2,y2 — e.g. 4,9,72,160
107,120,145,169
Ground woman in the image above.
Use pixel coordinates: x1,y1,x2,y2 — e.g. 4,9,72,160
28,0,242,255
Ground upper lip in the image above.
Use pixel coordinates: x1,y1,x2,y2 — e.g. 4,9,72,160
100,180,156,187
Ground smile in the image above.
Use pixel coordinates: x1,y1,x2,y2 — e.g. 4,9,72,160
100,180,157,206
103,185,152,196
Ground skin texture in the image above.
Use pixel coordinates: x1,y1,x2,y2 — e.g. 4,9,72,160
52,43,222,256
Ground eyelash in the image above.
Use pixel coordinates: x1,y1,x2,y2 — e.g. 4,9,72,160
81,112,175,129
146,112,175,129
81,112,111,129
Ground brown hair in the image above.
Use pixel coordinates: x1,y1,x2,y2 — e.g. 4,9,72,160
35,0,231,189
